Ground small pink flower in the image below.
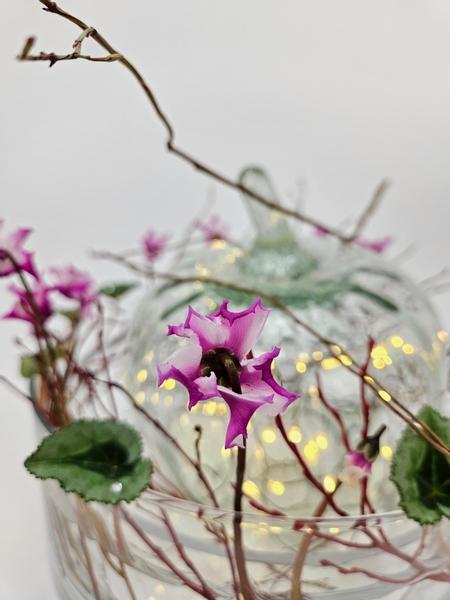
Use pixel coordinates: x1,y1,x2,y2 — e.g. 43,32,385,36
198,215,230,243
3,282,53,325
0,220,37,278
338,451,372,489
49,265,98,315
355,236,392,254
157,298,300,448
142,230,169,262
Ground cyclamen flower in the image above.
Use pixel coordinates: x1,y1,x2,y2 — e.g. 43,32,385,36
142,230,169,262
198,215,230,243
0,220,37,278
157,298,300,448
355,236,392,254
339,425,386,488
49,265,98,315
3,282,53,325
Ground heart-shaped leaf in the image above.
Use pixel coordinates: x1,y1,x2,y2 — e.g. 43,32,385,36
25,419,152,504
390,405,450,525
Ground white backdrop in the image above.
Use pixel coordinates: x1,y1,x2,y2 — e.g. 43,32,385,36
1,1,450,598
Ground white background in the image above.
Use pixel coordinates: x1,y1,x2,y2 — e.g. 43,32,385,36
2,1,450,598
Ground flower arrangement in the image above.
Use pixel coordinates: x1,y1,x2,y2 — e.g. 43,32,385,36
3,2,450,600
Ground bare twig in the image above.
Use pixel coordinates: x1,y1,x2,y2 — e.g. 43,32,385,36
347,180,391,242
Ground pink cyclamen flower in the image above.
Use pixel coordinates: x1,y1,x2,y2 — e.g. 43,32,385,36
3,282,53,325
0,220,37,278
142,230,169,262
198,215,230,243
49,265,98,315
157,298,300,448
355,236,393,254
338,451,372,489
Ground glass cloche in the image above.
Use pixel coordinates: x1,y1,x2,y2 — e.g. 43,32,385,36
125,168,446,517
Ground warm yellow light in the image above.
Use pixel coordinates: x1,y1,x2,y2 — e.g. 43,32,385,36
261,428,276,443
321,357,341,370
200,267,211,276
381,445,393,459
270,211,281,224
340,355,352,366
135,391,145,405
271,360,277,371
268,480,285,495
438,330,449,342
296,361,307,373
298,352,309,362
390,335,404,348
151,392,159,404
383,355,393,365
402,344,414,355
164,395,173,406
216,403,227,416
242,480,260,498
193,280,203,291
364,375,374,384
137,369,148,383
329,527,340,534
164,378,176,390
371,345,388,359
205,401,217,415
373,358,385,369
232,247,243,256
194,262,203,271
155,584,165,595
254,444,265,460
316,433,328,449
331,345,341,355
211,239,227,250
225,254,236,264
323,475,336,493
304,440,318,460
288,426,302,444
379,390,391,402
312,351,323,361
308,385,319,397
221,448,231,459
144,350,154,364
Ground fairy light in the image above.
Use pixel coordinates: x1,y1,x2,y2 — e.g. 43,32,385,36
270,526,282,533
225,254,236,264
268,480,285,495
390,335,404,348
329,527,340,534
254,444,265,460
373,358,385,369
194,262,203,270
163,378,176,390
402,344,414,355
438,330,449,342
316,433,328,449
179,413,189,427
364,375,374,384
205,401,217,415
312,351,323,361
271,360,277,371
143,350,154,365
221,448,231,459
242,480,260,498
371,345,387,359
232,247,243,256
295,361,307,373
270,211,281,224
323,475,336,493
211,239,227,250
215,403,227,416
135,391,145,405
379,390,391,402
288,426,302,443
192,280,203,291
200,267,211,276
308,385,319,397
304,440,318,460
321,357,340,370
261,428,276,443
164,395,173,406
381,445,393,459
383,355,392,365
340,355,352,366
137,369,148,383
151,392,159,404
331,345,341,355
155,584,165,594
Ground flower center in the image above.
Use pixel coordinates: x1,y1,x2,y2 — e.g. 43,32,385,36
200,347,242,392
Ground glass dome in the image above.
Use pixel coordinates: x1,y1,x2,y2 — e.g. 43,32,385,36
126,168,446,517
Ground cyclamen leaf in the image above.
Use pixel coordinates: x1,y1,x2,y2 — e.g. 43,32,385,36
99,283,138,299
25,419,152,505
390,405,450,525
